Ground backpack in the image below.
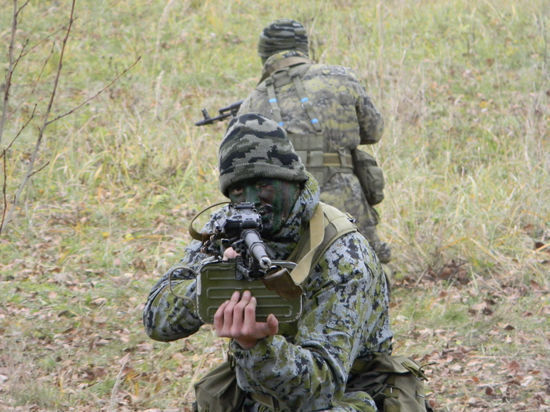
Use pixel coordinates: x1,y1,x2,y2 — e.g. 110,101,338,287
347,353,433,412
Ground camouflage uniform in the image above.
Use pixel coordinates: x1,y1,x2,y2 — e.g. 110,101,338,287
238,19,390,263
143,114,393,411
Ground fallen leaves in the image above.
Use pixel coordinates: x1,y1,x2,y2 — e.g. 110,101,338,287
429,259,470,284
468,300,495,316
391,260,550,411
418,344,550,410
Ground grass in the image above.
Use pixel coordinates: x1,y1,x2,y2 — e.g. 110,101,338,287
0,0,548,410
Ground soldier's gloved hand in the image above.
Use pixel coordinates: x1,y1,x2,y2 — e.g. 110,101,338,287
214,290,279,349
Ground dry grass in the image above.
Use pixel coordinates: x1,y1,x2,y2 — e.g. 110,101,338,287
0,0,548,410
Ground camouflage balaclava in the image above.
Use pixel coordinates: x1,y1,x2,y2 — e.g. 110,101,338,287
218,113,307,197
257,18,308,64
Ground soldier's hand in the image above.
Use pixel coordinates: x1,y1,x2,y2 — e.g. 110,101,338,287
222,247,239,260
214,290,279,349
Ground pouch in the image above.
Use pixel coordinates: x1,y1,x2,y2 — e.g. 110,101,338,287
352,149,385,205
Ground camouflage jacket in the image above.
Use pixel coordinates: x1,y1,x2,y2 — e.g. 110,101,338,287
143,175,393,411
238,51,385,234
239,51,384,152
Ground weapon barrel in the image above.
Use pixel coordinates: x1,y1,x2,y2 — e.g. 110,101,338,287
242,229,271,269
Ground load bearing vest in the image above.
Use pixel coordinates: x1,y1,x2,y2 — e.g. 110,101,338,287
264,66,353,186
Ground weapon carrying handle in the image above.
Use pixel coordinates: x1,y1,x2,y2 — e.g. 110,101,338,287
188,201,230,242
219,99,243,114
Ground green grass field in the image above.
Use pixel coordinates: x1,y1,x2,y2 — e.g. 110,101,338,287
1,0,548,410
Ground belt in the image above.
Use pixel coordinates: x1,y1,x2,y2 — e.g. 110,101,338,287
295,150,354,169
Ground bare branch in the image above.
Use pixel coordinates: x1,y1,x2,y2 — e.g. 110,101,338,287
27,161,50,179
0,0,31,145
1,0,139,234
11,38,29,74
29,41,56,99
0,103,36,234
1,1,19,145
19,24,65,61
47,55,142,126
5,105,37,153
0,151,7,234
39,0,76,130
12,40,55,120
2,0,76,231
16,0,31,14
9,1,33,73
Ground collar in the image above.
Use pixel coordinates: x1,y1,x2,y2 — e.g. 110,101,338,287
264,171,320,259
259,50,311,84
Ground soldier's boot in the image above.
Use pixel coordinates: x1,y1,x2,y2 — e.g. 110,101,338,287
363,225,392,264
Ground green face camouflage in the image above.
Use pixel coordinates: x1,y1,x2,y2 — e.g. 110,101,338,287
218,113,307,197
228,178,301,236
258,18,308,63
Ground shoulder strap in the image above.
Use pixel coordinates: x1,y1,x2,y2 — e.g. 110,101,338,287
289,202,357,285
263,62,323,134
265,78,284,126
290,71,323,133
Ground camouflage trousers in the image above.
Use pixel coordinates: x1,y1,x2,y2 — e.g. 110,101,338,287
319,171,391,263
194,359,378,411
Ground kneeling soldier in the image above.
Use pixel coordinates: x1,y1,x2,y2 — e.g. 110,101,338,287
143,114,428,411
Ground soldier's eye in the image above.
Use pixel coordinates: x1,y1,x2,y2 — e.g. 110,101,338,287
229,186,244,196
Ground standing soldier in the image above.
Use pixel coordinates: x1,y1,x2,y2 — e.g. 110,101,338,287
238,19,391,263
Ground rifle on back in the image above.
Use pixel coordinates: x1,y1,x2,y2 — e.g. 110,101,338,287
195,100,243,126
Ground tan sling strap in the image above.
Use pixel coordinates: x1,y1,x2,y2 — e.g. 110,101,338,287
187,201,356,287
287,203,325,285
289,202,357,285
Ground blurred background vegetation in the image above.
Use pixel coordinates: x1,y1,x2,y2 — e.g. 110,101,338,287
0,0,548,410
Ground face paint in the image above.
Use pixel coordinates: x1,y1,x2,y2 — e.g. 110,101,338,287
228,178,300,236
